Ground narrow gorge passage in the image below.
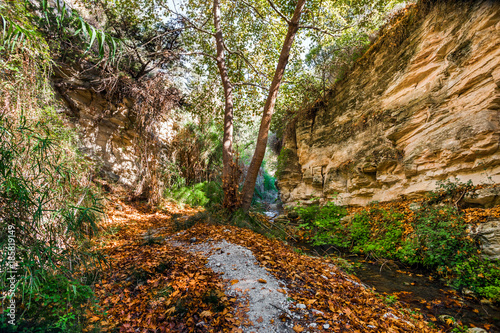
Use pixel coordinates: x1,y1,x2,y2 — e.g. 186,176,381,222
92,198,439,332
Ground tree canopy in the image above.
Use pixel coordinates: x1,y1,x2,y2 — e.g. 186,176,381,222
163,0,407,209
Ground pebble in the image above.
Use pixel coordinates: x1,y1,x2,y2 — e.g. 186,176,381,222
383,312,400,320
312,309,324,316
323,323,330,329
467,328,488,333
296,303,307,309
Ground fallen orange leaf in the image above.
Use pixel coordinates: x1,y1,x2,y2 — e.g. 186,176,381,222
293,324,305,332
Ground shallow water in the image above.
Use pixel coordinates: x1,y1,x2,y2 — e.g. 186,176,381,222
265,210,499,331
345,256,500,332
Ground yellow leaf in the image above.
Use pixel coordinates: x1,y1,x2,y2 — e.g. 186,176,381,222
200,310,212,317
231,279,239,285
293,325,305,332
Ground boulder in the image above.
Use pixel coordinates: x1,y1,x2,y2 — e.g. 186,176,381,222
475,219,500,261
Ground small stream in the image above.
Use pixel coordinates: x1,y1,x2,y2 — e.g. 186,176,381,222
263,206,499,331
303,246,500,332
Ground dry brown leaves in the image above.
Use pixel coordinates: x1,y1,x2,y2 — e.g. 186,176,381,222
87,197,439,332
175,224,439,333
88,199,238,332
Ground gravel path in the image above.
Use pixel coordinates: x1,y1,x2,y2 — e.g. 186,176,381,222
167,235,295,332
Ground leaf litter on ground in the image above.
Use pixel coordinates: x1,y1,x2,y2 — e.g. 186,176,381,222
86,197,440,332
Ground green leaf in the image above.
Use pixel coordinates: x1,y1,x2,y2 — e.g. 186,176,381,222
86,24,96,52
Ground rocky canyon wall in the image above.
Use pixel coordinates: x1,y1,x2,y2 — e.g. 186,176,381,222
278,0,500,207
52,64,177,189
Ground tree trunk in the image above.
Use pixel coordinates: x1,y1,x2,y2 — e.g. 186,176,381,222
241,0,306,210
213,0,239,209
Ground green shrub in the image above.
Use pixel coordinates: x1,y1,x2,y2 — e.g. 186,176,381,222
295,202,348,247
351,209,405,259
0,8,104,325
427,178,475,207
451,256,500,301
0,274,96,332
408,205,475,271
165,181,224,209
0,112,104,331
294,198,500,302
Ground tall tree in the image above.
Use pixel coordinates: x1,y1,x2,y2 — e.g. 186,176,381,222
240,0,306,209
213,0,238,209
169,0,405,210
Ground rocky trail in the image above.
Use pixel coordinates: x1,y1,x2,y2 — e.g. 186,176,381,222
88,198,439,332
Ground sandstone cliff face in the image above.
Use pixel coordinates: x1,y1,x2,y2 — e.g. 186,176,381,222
278,0,500,207
53,65,176,188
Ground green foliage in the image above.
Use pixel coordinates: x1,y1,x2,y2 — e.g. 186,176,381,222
427,178,475,207
252,165,278,205
165,181,224,209
294,192,500,302
351,209,406,259
0,274,96,332
0,11,34,52
0,7,104,326
295,202,348,247
37,0,121,60
0,111,104,331
406,206,474,270
275,148,293,179
324,256,359,274
163,119,223,190
179,0,406,139
383,294,398,306
451,256,500,301
263,169,277,192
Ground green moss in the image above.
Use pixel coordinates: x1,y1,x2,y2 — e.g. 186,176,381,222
275,148,294,179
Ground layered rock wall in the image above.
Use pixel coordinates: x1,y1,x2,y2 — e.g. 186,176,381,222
53,65,176,187
278,0,500,207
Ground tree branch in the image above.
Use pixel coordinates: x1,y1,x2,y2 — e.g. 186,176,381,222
266,0,290,24
233,82,269,91
164,7,215,37
140,27,184,49
298,25,342,37
221,42,268,80
229,0,265,20
179,52,217,61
